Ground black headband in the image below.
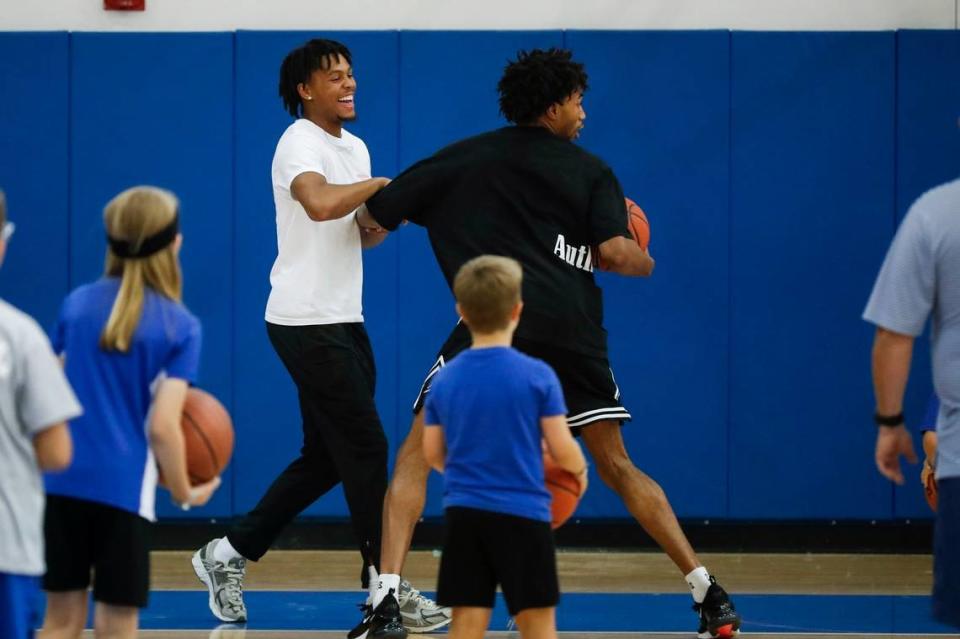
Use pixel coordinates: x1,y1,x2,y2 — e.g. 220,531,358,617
107,214,179,259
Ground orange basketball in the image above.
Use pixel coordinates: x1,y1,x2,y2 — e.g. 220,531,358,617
922,461,938,513
624,197,650,251
181,388,234,485
544,455,582,529
922,432,938,512
596,197,651,271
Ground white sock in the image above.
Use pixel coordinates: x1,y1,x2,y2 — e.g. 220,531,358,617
685,566,712,603
373,573,401,608
213,537,242,564
366,565,379,605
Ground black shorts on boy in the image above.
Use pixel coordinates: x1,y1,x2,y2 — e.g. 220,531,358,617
437,507,558,615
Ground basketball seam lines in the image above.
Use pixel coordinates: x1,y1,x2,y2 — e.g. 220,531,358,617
183,410,219,483
546,479,581,497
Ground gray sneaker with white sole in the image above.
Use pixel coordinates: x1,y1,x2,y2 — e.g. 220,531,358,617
192,539,248,623
397,579,452,633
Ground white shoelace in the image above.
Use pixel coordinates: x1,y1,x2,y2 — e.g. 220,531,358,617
402,583,439,609
220,563,246,613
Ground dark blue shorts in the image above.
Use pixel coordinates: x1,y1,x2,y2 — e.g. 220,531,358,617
933,476,960,629
0,572,41,639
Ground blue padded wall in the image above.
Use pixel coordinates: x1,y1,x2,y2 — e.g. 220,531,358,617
2,29,958,524
233,31,400,517
0,33,70,328
569,31,731,518
893,30,960,518
729,32,896,519
396,31,564,516
69,33,235,517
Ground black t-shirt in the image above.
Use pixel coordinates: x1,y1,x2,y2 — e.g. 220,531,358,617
367,126,630,358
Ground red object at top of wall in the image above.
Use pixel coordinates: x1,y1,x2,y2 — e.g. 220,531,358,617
104,0,145,10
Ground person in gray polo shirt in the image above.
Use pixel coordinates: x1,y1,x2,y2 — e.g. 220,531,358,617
0,189,81,639
863,176,960,629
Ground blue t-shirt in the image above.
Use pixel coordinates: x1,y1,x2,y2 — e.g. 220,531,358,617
46,278,201,520
424,346,567,523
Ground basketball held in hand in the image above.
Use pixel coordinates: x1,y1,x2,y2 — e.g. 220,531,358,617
596,197,651,271
545,455,583,529
159,388,234,487
624,197,650,251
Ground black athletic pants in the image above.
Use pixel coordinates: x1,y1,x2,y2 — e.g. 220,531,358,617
228,322,387,586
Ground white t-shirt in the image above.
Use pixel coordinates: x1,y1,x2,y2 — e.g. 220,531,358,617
266,118,371,325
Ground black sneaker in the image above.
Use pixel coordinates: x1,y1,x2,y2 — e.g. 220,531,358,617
693,577,741,639
347,603,373,639
350,589,407,639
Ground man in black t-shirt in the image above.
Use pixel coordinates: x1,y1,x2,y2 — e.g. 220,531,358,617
355,48,741,639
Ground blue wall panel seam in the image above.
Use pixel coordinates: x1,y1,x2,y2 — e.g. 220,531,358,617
230,30,238,515
891,31,899,518
394,32,403,455
67,31,74,292
725,30,733,519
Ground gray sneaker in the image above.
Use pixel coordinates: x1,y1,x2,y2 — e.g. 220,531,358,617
397,579,451,633
192,539,248,623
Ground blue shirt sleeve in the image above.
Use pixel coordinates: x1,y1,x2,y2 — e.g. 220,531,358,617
164,313,202,383
920,393,940,432
50,298,68,354
424,372,445,426
538,362,567,417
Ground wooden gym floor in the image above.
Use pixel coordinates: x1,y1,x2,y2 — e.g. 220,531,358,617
67,549,957,638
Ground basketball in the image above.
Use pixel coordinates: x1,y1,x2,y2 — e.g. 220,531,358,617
923,465,938,512
596,197,651,271
181,388,234,485
625,197,650,250
545,455,582,529
922,432,938,512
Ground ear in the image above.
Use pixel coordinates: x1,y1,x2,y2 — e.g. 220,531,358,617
511,301,524,321
455,302,465,322
296,82,312,102
172,233,183,255
544,103,560,121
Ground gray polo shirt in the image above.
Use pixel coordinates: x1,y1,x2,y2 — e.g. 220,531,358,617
0,298,81,576
864,177,960,480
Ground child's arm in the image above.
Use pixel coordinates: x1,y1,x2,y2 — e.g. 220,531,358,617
33,423,72,471
422,424,446,473
21,330,80,472
542,415,588,494
149,378,220,508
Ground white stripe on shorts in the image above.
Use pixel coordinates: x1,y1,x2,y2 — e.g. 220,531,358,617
413,355,446,410
566,406,632,428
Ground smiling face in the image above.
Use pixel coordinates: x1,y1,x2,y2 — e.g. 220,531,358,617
298,54,357,130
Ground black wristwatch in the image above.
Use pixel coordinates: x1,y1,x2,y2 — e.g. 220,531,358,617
874,411,905,428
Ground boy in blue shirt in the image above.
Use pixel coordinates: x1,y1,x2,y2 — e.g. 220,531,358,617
422,255,588,639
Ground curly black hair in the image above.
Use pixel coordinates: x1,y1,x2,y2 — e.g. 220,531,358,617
497,48,588,125
279,38,353,118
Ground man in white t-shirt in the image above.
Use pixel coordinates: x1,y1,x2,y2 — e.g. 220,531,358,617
192,40,444,637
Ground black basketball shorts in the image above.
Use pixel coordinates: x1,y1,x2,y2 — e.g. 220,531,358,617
413,322,631,432
437,506,559,615
43,495,151,608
